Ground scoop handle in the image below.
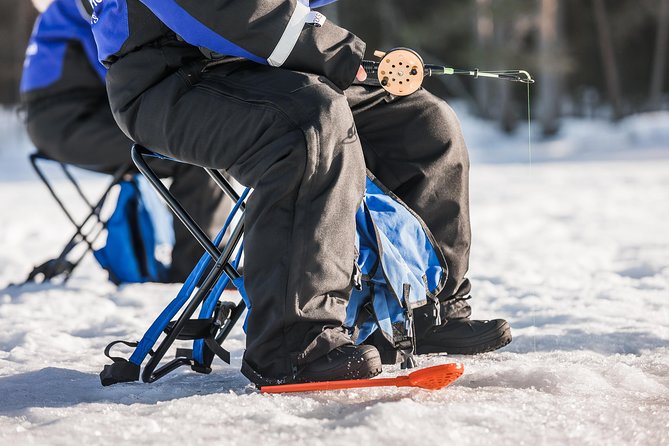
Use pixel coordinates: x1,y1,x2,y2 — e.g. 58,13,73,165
261,376,410,394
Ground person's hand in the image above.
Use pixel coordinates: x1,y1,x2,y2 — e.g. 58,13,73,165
356,65,367,82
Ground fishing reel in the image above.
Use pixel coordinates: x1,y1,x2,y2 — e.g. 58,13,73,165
362,48,426,96
362,48,534,97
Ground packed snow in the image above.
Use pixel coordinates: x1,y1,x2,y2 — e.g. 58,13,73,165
0,106,668,445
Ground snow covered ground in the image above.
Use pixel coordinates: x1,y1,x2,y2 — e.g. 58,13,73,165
0,107,668,445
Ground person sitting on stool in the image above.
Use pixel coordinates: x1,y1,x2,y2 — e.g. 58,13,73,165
20,0,231,282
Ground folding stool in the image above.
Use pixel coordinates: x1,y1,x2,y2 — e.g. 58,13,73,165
23,153,132,284
99,144,249,385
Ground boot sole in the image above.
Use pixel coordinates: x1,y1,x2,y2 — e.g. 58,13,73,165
416,321,513,355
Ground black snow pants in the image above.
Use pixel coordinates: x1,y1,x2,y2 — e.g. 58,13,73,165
23,90,227,281
106,48,471,382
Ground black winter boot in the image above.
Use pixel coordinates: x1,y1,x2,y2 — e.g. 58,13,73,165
241,344,382,386
413,298,512,355
296,344,383,383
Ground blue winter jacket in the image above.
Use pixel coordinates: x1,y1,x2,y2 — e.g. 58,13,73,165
21,0,105,98
88,0,364,90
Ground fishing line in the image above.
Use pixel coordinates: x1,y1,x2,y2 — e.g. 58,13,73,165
525,83,537,353
527,82,533,168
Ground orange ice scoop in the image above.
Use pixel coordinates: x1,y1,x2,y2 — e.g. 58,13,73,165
260,362,464,394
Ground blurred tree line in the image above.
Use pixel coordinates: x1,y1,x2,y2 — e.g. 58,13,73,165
322,0,668,135
1,0,667,136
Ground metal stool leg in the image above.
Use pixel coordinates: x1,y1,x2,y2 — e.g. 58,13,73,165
130,145,248,383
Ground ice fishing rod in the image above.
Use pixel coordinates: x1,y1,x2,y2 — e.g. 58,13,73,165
362,48,534,96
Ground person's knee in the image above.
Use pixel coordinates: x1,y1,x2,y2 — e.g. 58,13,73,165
418,92,462,138
411,91,470,167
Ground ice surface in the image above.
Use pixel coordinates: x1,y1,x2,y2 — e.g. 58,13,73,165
0,107,668,445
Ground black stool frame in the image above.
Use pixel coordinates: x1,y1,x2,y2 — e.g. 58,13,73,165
24,154,131,284
130,144,248,383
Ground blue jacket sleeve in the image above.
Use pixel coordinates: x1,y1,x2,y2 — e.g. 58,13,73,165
138,0,364,89
310,1,339,7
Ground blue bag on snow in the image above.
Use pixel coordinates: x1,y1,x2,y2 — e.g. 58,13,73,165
94,175,174,284
345,174,447,363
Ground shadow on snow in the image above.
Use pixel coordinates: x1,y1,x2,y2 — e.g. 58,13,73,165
0,366,250,415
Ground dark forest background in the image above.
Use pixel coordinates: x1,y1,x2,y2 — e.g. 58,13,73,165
2,0,668,137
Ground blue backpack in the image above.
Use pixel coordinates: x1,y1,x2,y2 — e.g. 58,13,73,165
94,175,174,284
345,174,447,363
